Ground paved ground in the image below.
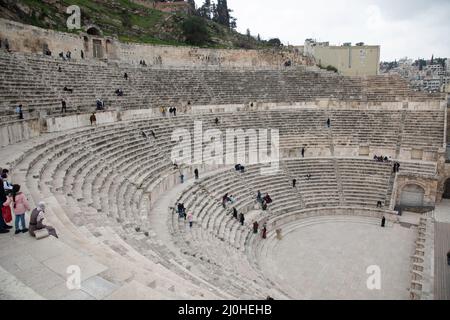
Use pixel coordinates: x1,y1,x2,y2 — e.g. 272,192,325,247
0,232,117,300
261,217,415,299
434,199,450,223
434,200,450,300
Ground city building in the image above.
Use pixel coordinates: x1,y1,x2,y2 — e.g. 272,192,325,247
303,39,380,76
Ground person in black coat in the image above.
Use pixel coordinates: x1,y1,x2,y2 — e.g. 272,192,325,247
381,216,386,228
239,213,245,226
232,207,238,219
0,172,11,232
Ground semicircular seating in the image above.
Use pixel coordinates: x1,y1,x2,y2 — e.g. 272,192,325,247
0,51,445,299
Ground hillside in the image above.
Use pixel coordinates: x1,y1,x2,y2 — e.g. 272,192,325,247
0,0,272,49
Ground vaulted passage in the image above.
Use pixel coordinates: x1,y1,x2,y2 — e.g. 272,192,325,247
443,179,450,199
400,184,425,206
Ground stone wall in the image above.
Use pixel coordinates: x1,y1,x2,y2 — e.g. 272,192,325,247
0,18,300,68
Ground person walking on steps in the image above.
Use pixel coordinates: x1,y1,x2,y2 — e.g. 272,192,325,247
194,169,199,180
187,212,193,228
262,223,267,239
253,221,259,234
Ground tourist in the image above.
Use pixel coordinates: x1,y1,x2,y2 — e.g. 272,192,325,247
276,228,282,240
215,117,219,125
306,174,311,181
66,51,71,60
447,250,450,266
81,50,84,59
232,207,238,219
377,201,383,208
264,194,273,204
187,212,193,228
90,113,97,126
150,130,156,139
381,216,386,228
327,118,331,128
2,173,13,192
177,203,182,217
169,107,174,116
59,52,66,61
301,147,305,158
115,89,124,97
261,223,267,239
194,169,199,180
228,195,236,204
3,184,30,234
45,48,52,56
292,179,297,188
253,221,259,234
58,66,62,72
261,201,268,211
0,171,12,233
124,72,128,80
160,106,166,117
257,190,262,203
4,38,10,52
29,202,58,238
239,213,245,226
180,173,184,183
235,164,242,171
240,165,245,173
96,99,103,110
141,131,148,140
16,104,23,120
173,107,177,117
61,99,67,113
63,86,73,93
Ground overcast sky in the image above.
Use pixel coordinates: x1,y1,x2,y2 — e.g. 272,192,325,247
194,0,450,61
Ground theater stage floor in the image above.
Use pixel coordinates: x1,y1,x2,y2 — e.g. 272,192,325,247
260,217,415,300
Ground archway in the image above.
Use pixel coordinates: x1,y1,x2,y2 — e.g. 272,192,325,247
400,184,425,206
443,178,450,199
86,26,102,36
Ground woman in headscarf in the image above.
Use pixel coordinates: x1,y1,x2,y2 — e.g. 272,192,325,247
29,202,58,238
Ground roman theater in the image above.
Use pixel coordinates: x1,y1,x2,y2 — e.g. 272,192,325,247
0,18,449,300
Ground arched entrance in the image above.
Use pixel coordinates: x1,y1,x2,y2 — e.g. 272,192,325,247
400,184,425,206
86,26,102,36
443,178,450,199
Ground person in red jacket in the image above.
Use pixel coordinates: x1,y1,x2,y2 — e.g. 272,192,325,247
3,184,30,234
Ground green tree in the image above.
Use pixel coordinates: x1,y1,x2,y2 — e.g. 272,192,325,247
268,38,282,47
182,16,211,46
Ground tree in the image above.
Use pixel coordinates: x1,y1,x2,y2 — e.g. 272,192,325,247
246,28,251,38
216,0,231,28
187,0,196,12
268,38,282,47
229,17,237,29
257,34,261,42
182,16,211,46
198,0,212,19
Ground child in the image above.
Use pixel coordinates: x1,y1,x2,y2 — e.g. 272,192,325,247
187,212,193,228
3,184,30,234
